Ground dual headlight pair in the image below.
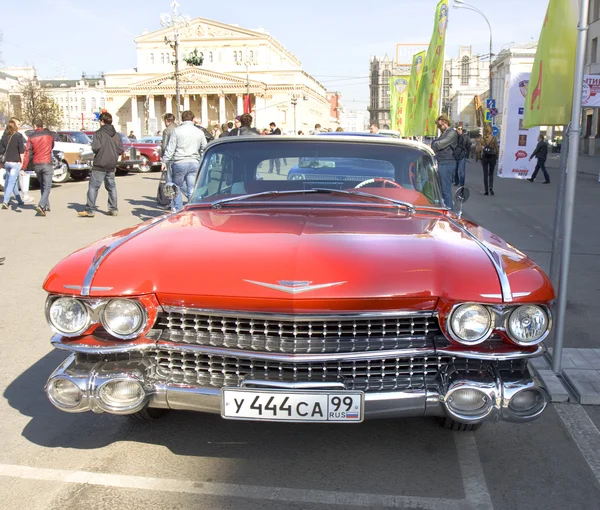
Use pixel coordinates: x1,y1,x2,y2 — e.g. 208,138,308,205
448,303,550,346
47,297,146,340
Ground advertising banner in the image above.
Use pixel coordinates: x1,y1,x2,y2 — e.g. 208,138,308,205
405,51,426,136
523,0,579,127
390,75,410,135
498,73,540,179
582,75,600,107
411,0,449,136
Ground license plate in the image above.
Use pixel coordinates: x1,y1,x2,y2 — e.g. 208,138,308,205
221,388,364,423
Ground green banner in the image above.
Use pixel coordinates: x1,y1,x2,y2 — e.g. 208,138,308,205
390,75,410,135
523,0,579,127
405,51,426,137
411,0,449,136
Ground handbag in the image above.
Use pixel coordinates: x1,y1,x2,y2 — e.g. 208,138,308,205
156,171,172,207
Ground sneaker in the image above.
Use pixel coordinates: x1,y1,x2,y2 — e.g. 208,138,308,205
23,196,34,204
484,191,489,196
35,206,46,217
1,203,8,210
527,178,534,182
490,189,495,196
543,180,550,184
77,211,95,218
106,210,118,216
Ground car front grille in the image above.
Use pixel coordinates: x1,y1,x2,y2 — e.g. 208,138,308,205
152,310,440,354
151,349,450,391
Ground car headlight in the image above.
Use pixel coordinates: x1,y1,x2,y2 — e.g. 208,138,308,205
449,304,493,345
507,305,549,345
290,174,305,180
101,299,145,339
48,297,89,336
57,151,65,160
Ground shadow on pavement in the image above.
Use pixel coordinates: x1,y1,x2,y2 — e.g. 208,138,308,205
125,195,165,220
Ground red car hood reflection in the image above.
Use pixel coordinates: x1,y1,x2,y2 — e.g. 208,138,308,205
44,208,553,312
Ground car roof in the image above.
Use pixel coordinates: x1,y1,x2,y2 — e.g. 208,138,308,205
318,132,387,137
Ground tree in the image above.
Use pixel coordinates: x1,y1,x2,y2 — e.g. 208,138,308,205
19,79,61,129
183,49,203,67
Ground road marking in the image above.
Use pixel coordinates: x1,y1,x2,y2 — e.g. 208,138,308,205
0,435,492,509
455,433,495,510
556,403,600,484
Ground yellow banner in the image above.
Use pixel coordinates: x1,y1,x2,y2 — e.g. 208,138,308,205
405,51,426,137
411,0,449,136
390,75,410,135
523,0,579,127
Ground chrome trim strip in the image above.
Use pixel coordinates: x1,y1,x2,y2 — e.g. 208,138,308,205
446,217,513,302
80,215,171,296
240,380,346,389
437,344,545,360
243,280,347,294
161,306,437,321
63,285,113,291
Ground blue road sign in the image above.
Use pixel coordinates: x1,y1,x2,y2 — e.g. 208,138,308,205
486,99,496,109
492,126,499,136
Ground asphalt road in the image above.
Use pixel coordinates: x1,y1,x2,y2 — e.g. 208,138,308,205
0,167,599,509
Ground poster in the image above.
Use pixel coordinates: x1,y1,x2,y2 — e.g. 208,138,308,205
389,75,410,135
582,75,600,107
497,73,540,179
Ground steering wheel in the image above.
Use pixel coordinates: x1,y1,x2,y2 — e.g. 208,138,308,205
354,178,403,189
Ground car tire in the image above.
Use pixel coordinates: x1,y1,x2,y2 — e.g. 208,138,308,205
52,161,70,184
70,170,88,181
137,155,152,173
129,407,169,422
439,418,482,432
116,168,129,176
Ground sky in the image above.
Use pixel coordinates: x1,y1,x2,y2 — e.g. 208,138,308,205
1,0,548,111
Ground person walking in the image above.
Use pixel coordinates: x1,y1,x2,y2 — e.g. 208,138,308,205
22,119,55,216
236,114,260,136
431,115,459,210
162,110,207,212
128,130,137,141
528,135,550,184
453,126,471,187
2,117,34,203
77,112,123,217
229,116,242,136
0,119,27,210
268,122,282,174
480,125,499,196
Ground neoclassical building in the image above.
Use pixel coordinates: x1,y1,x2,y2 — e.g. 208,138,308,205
104,18,331,135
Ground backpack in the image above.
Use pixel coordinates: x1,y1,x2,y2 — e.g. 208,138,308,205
482,143,496,158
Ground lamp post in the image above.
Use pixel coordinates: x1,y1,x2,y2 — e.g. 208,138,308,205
160,0,190,123
236,45,257,118
453,0,493,101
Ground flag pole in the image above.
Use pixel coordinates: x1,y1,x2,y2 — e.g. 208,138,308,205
551,0,589,374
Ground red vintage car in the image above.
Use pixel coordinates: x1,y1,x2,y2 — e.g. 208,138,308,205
43,136,553,430
82,130,161,173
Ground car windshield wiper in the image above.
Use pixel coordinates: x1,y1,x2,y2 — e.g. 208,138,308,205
210,188,415,213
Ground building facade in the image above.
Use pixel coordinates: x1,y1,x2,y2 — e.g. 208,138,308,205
104,17,331,136
341,108,368,132
583,0,600,154
442,46,489,130
326,92,342,126
368,55,409,128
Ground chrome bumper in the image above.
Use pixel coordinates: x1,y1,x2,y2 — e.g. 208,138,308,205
68,164,91,171
45,353,549,424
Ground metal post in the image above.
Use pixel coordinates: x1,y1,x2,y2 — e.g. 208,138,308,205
552,0,589,374
174,35,181,122
291,95,297,134
549,124,569,287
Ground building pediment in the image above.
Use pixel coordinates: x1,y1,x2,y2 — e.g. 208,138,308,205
130,67,263,91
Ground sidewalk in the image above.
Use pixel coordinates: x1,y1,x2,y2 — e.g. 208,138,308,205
547,152,600,180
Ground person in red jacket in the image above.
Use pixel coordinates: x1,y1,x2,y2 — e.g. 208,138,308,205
22,119,55,216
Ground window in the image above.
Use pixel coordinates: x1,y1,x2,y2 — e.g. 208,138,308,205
382,70,391,108
166,52,170,63
238,50,243,61
461,55,470,85
161,53,165,64
81,98,86,111
250,50,254,60
234,51,238,63
150,53,155,64
91,97,96,111
592,37,598,64
443,70,451,100
100,97,105,109
209,51,213,63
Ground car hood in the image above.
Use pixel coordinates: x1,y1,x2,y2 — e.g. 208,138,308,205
44,208,554,312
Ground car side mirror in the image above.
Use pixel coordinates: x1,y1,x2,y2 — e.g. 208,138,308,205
454,186,470,219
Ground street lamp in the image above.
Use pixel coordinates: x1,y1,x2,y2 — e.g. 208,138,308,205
453,0,493,101
160,0,190,122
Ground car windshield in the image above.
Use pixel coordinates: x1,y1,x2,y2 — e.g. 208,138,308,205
69,132,91,144
191,139,443,208
139,137,160,143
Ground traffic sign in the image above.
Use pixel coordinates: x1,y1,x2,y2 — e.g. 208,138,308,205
486,99,496,109
489,107,499,117
492,126,499,136
485,109,492,122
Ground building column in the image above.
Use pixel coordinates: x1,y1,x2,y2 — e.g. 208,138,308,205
236,94,244,116
147,95,156,135
201,94,209,126
148,95,155,119
130,95,139,136
219,94,226,125
165,95,172,114
183,94,190,111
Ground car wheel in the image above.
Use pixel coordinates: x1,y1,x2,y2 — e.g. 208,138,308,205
439,417,482,432
129,407,169,422
137,155,151,173
52,162,70,184
70,170,88,181
116,168,129,176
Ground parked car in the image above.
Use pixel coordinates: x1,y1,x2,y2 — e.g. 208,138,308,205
82,130,161,173
138,136,163,144
0,148,74,191
57,131,93,145
42,136,553,430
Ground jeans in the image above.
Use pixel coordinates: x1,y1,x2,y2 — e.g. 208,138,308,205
3,162,23,205
34,163,54,210
86,169,118,213
531,158,550,182
457,158,467,187
269,158,281,174
437,160,455,210
481,158,496,192
171,160,199,211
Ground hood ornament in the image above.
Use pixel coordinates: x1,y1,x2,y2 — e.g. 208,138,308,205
244,280,346,294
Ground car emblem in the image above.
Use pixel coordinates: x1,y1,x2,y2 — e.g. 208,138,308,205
244,280,346,294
